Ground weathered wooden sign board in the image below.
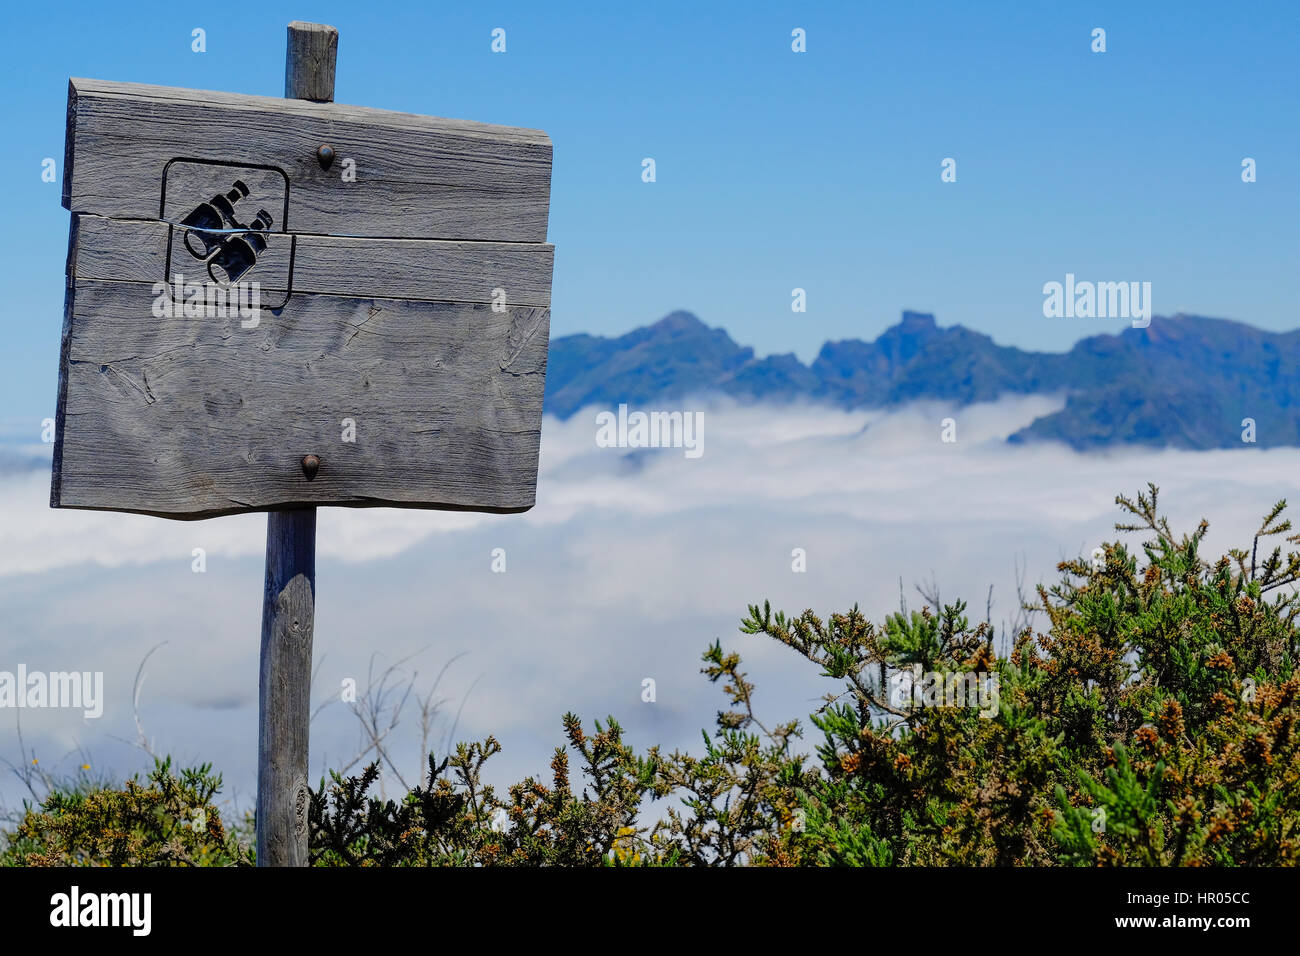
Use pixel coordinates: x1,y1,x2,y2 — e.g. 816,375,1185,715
50,22,554,867
53,69,554,519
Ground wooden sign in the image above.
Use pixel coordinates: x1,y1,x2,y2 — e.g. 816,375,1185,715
52,76,554,519
48,22,551,867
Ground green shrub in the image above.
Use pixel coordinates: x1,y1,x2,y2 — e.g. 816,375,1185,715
6,485,1298,866
2,758,252,866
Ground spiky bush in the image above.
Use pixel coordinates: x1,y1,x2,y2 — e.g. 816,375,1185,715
303,485,1299,866
1,758,252,866
5,486,1298,866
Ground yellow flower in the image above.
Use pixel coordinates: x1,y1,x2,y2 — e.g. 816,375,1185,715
613,826,640,863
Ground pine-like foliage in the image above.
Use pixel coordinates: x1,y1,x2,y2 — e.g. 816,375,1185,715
1,758,252,866
5,486,1298,866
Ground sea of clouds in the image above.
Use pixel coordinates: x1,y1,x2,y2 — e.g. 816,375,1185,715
1,395,1295,815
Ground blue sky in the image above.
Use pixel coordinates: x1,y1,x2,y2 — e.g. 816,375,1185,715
1,0,1297,430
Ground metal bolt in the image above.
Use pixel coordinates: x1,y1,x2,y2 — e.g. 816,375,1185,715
301,455,320,480
316,144,335,169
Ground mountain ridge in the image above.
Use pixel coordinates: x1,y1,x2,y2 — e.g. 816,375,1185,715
543,310,1300,450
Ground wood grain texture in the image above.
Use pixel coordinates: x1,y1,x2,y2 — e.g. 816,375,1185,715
49,219,79,512
63,78,552,242
256,508,315,867
285,21,338,102
258,20,328,873
52,279,549,519
71,214,554,306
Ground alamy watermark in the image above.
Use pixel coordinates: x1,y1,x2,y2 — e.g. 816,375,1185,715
888,664,1000,718
152,273,262,329
1042,273,1151,328
0,665,103,719
595,404,704,459
50,886,150,936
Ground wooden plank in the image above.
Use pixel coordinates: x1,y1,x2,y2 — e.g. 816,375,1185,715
63,78,552,242
49,221,79,517
52,279,550,519
70,214,554,306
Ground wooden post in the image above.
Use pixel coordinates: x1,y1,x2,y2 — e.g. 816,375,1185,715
284,20,338,103
256,20,338,868
257,508,316,866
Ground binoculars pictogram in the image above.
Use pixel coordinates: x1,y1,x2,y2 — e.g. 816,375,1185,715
179,179,275,285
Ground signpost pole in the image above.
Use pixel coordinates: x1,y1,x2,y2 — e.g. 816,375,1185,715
255,20,338,868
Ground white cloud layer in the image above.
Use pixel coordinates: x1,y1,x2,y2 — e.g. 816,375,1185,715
1,396,1295,814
